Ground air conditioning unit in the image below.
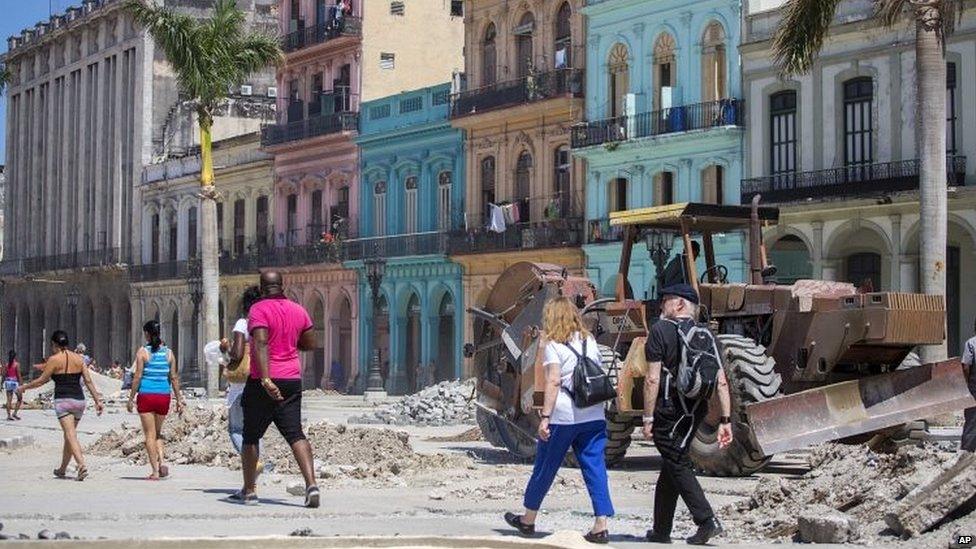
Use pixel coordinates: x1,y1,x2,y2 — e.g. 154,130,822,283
267,86,278,98
240,85,253,96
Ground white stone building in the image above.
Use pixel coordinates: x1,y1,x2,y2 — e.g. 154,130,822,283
741,0,976,352
0,0,276,371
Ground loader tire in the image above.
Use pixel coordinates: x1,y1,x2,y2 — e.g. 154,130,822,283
688,334,782,476
564,345,636,468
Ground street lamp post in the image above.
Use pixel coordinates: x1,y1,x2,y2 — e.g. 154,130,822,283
186,260,203,388
646,229,676,297
363,242,387,400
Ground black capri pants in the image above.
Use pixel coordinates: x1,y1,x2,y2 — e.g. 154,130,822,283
241,378,306,445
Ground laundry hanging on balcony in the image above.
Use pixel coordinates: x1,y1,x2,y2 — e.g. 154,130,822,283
488,203,507,233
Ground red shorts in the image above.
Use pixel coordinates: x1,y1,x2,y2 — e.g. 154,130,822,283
136,393,171,416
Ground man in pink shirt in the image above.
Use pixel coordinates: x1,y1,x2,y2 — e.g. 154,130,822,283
235,271,319,507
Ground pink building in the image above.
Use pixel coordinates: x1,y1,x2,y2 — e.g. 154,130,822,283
262,0,464,391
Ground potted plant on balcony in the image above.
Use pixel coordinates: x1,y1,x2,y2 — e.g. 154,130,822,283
318,231,342,263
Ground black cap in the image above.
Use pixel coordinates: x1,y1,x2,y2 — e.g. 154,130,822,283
660,283,700,305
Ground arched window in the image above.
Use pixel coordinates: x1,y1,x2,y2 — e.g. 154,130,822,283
653,33,677,111
151,212,160,263
843,77,873,168
404,175,419,234
608,43,629,118
610,178,628,212
770,90,797,177
701,22,727,102
554,3,571,69
654,171,675,205
515,12,535,78
373,181,387,236
286,194,298,246
437,171,452,231
846,252,881,291
233,198,245,253
701,165,724,205
553,146,571,217
515,152,532,222
483,24,497,86
187,206,197,259
255,196,269,248
167,211,177,262
481,156,496,219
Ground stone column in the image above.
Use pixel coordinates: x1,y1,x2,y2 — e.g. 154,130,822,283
812,221,825,278
900,255,919,293
889,214,903,292
821,259,841,282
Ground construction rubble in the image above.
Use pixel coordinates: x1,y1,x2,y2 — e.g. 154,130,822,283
721,441,976,547
88,404,471,485
349,379,476,426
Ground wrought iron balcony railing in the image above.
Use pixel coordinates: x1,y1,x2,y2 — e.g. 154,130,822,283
740,155,967,204
586,218,626,244
447,215,584,255
571,99,744,149
280,17,362,53
129,259,200,283
450,68,584,119
0,247,129,277
344,232,448,261
261,112,359,147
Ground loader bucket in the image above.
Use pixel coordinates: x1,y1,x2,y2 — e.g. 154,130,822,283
748,359,975,456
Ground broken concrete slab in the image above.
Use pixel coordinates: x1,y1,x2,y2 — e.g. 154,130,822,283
797,504,860,543
885,450,976,538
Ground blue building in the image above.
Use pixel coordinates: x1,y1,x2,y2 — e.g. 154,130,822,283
571,0,747,297
348,84,466,395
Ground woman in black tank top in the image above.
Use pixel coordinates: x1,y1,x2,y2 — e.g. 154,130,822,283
17,330,104,481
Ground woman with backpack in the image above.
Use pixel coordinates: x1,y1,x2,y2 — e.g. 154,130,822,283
503,296,613,544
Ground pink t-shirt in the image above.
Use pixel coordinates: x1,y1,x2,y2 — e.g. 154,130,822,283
247,296,313,380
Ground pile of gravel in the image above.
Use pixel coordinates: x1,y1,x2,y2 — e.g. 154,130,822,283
350,379,476,426
88,404,470,484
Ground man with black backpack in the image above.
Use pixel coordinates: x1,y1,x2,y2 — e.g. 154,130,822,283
643,283,733,545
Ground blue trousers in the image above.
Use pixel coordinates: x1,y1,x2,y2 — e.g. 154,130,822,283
523,420,615,517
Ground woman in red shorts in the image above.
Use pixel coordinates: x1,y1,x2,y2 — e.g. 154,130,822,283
127,320,184,480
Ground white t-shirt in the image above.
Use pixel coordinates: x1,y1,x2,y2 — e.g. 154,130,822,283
226,318,250,404
542,332,607,425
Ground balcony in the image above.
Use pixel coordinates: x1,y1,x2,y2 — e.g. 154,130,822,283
450,68,584,119
344,232,449,261
280,17,362,53
0,247,129,277
740,156,968,204
571,99,744,149
447,213,583,255
129,259,200,283
261,111,359,147
586,218,626,244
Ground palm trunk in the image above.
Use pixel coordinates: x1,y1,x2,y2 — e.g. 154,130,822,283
915,19,947,362
199,117,221,396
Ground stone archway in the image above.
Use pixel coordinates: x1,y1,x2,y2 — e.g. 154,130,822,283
769,234,813,283
435,291,456,383
403,292,422,394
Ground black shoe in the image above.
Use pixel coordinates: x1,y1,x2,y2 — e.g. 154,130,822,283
504,512,535,536
584,530,609,544
646,530,672,543
687,517,723,545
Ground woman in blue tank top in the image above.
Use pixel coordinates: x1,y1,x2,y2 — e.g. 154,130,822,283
127,320,184,480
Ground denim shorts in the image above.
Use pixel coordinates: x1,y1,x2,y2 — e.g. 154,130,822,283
3,379,17,393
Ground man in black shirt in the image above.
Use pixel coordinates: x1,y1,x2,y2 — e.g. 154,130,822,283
660,241,700,289
643,283,732,545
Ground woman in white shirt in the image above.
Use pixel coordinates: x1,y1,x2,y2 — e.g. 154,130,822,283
504,296,613,544
226,287,263,463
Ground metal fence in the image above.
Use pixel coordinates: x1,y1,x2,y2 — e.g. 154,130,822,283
280,16,362,53
451,68,584,118
571,99,744,148
261,112,359,147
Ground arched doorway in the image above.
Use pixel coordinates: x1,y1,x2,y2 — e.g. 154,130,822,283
482,23,497,86
700,22,727,102
376,294,390,390
515,151,532,222
607,43,629,118
334,295,353,392
404,293,422,394
769,234,813,283
436,293,455,382
515,12,534,78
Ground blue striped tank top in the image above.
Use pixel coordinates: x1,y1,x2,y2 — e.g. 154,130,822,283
139,345,171,395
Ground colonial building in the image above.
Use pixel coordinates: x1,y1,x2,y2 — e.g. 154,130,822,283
262,0,464,389
741,0,976,352
351,83,465,395
572,0,746,298
449,0,588,372
131,133,272,385
0,0,277,372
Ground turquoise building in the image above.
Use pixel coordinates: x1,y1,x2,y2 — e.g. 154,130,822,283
348,84,466,395
571,0,747,298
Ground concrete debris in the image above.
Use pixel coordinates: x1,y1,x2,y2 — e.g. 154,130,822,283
349,379,476,426
885,451,976,538
721,442,964,545
285,481,305,496
797,505,859,543
88,404,471,485
289,527,314,537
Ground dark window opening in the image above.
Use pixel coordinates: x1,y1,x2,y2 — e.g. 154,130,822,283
770,90,797,176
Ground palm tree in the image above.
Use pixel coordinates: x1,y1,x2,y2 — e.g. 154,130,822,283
773,0,961,361
127,0,281,394
0,64,9,96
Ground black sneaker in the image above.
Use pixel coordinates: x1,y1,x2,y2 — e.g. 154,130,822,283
687,517,723,545
305,485,320,508
227,490,258,506
504,512,535,536
646,530,672,543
